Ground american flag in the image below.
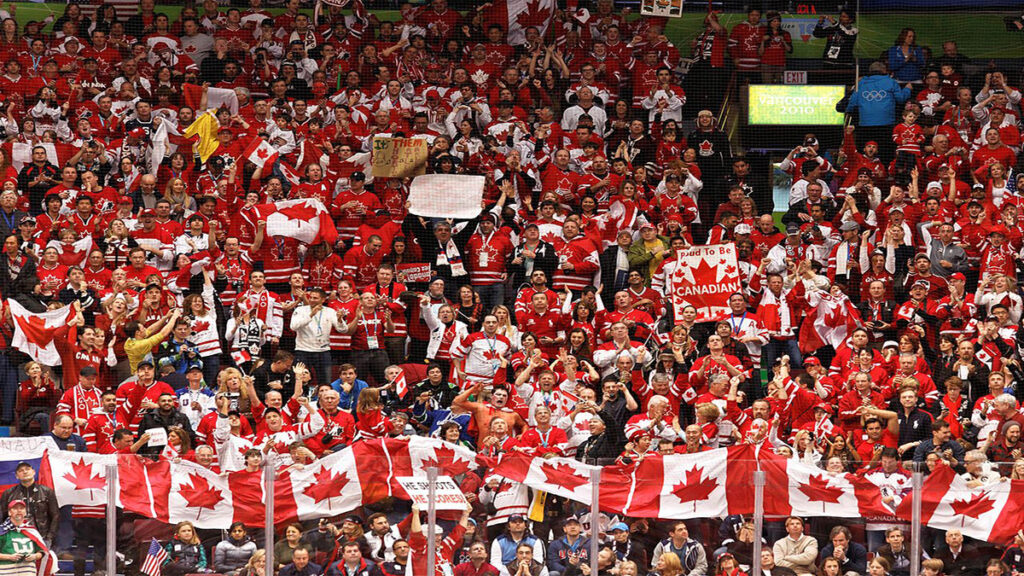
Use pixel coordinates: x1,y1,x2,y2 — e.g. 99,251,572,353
141,538,167,576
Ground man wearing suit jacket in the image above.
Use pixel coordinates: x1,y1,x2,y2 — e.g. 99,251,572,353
599,230,634,306
857,280,897,344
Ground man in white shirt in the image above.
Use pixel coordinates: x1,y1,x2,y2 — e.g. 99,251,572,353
290,287,344,387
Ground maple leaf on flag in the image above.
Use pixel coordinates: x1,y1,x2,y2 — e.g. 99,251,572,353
178,473,223,520
950,492,996,525
823,303,846,328
256,147,269,160
520,0,552,28
421,445,471,476
62,457,105,499
278,200,322,221
539,462,589,492
302,467,351,510
798,474,845,510
671,467,718,509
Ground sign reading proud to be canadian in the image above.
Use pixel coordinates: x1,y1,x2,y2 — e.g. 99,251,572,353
667,244,742,323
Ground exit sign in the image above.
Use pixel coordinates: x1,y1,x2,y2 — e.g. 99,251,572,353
784,71,808,85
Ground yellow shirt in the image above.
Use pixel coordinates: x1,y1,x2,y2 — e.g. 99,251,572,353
124,332,167,373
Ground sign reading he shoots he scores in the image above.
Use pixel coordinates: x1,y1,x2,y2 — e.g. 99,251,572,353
748,85,846,125
396,476,469,510
668,244,742,323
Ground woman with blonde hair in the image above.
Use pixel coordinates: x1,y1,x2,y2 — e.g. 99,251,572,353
164,177,197,221
976,273,1023,323
650,552,684,576
217,367,251,415
491,305,521,351
17,361,59,433
237,549,265,576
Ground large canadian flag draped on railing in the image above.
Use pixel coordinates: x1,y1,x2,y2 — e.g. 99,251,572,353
30,439,1024,543
895,464,1024,544
39,450,118,508
114,437,481,528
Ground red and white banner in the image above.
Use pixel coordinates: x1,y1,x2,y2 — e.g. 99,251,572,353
39,450,118,508
481,0,556,46
759,450,891,518
896,464,1024,545
241,137,279,169
798,289,862,354
8,300,77,366
182,83,239,115
248,199,339,246
666,244,743,323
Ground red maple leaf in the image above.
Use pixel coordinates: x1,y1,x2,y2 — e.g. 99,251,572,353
421,445,471,476
798,474,845,508
278,201,320,221
516,0,551,30
699,140,713,154
255,147,269,160
62,458,105,497
192,320,210,333
302,467,351,510
671,467,718,508
178,473,223,520
823,303,846,328
539,462,589,492
950,492,996,524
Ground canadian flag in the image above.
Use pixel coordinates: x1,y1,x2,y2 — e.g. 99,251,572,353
231,349,252,366
249,198,339,246
896,464,1024,544
168,461,235,528
626,448,731,519
491,452,601,504
242,137,279,169
284,444,365,520
39,450,118,507
8,301,77,366
279,162,303,186
760,451,891,518
393,368,409,399
481,0,556,46
182,83,239,115
798,289,862,355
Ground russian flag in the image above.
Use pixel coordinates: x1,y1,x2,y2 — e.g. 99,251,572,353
0,438,52,492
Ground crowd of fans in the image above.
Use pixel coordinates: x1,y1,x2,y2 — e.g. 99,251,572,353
0,1,1023,576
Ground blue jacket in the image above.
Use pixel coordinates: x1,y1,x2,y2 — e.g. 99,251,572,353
547,536,590,573
330,378,368,411
886,45,926,83
820,542,868,576
845,74,910,127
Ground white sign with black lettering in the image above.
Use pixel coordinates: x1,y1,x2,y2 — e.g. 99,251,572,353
396,476,469,510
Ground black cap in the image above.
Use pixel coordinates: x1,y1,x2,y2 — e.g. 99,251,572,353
350,171,366,181
79,366,98,377
186,364,204,373
209,156,225,168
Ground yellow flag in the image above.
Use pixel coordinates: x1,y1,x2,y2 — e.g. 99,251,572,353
528,491,546,522
183,112,221,162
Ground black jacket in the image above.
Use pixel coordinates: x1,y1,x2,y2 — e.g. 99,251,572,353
136,409,195,456
599,245,632,305
508,241,558,289
405,213,482,285
0,255,37,299
576,432,617,464
0,482,60,544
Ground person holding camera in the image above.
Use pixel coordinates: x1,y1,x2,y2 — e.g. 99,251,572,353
0,499,50,576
